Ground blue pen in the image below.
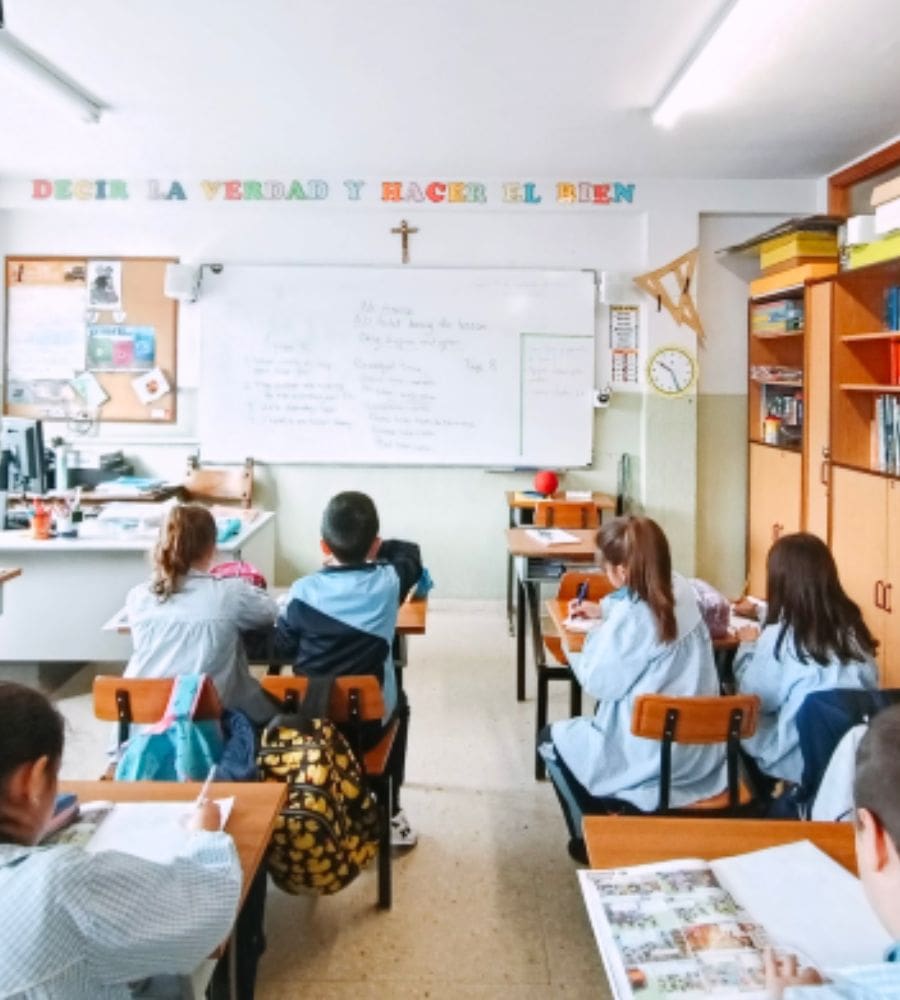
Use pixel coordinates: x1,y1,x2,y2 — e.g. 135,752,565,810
575,581,589,604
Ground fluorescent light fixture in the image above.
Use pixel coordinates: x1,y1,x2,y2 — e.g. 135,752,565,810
651,0,807,129
0,28,104,123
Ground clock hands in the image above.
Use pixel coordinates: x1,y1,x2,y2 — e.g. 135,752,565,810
657,360,681,390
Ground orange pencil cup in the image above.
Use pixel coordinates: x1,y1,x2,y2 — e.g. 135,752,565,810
31,504,51,540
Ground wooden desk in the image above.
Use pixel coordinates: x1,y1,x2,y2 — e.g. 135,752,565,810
546,597,743,697
506,528,596,701
60,779,286,909
0,513,275,665
583,815,857,874
105,593,429,639
61,779,285,999
0,566,21,615
505,492,614,637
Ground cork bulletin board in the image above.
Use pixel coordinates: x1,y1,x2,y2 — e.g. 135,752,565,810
3,256,178,423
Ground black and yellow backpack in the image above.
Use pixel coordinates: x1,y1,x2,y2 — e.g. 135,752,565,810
258,678,379,895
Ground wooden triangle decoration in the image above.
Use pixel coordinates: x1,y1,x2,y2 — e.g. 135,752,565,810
633,248,706,345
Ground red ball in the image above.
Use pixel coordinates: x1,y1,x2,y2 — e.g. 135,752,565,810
534,470,559,497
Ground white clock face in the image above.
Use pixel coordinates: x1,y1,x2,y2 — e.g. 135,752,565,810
647,347,696,396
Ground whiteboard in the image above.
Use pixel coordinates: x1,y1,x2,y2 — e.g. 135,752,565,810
197,266,596,466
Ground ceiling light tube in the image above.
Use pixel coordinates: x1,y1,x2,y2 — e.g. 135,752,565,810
651,0,801,129
0,28,104,123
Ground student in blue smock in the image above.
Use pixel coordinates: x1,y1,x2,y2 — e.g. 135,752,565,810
0,681,241,999
539,516,725,862
735,532,878,786
766,705,900,998
125,503,278,725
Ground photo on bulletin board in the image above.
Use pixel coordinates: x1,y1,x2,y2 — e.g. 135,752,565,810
3,256,178,423
87,260,122,308
86,325,156,371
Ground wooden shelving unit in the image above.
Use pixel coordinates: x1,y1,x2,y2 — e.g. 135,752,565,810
747,289,805,447
830,262,900,473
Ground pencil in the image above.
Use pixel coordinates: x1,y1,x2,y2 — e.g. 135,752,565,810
195,764,216,805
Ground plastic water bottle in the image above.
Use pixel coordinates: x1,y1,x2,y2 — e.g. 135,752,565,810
54,443,69,491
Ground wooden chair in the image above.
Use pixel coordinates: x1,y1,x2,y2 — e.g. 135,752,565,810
631,693,762,815
182,455,254,508
260,675,398,910
533,501,599,529
536,571,613,780
92,675,223,755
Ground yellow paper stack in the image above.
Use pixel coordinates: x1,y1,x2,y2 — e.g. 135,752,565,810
750,230,839,296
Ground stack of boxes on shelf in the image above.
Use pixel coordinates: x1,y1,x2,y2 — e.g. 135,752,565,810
749,229,839,297
843,176,900,269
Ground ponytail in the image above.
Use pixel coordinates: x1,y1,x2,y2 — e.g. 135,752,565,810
598,516,677,643
151,504,217,601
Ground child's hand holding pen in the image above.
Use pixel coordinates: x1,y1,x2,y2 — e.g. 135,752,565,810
188,766,222,832
568,582,602,620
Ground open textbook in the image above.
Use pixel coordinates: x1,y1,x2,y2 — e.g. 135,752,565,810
579,840,891,999
47,799,234,864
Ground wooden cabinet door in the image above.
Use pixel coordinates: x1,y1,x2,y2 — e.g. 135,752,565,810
804,282,832,541
883,480,900,687
831,466,887,676
747,444,801,597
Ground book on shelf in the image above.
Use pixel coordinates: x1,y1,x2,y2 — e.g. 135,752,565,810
873,396,900,474
579,840,890,1000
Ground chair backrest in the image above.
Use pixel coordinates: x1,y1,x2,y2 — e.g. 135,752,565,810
557,570,614,602
533,501,599,529
632,693,760,813
796,687,900,808
93,675,222,748
261,675,386,724
183,455,254,508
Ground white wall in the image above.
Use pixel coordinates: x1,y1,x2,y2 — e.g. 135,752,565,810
0,178,816,594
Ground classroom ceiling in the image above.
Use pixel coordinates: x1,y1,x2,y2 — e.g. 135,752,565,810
1,0,899,181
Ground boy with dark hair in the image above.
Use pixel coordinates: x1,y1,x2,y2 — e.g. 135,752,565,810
274,491,423,847
767,704,900,997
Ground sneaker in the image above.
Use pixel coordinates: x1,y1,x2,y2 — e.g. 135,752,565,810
390,809,418,849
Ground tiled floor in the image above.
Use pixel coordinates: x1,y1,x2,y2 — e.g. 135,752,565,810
53,599,611,998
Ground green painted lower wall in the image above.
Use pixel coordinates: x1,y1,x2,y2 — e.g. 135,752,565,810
696,393,747,597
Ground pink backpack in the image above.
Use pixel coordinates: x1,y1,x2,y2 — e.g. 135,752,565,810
210,560,267,589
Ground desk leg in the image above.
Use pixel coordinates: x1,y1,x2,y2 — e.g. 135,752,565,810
516,575,527,701
393,632,407,699
506,552,515,637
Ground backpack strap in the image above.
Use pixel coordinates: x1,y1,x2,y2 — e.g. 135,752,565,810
145,675,207,734
297,674,334,722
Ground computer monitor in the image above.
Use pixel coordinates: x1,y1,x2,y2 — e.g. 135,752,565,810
0,417,47,494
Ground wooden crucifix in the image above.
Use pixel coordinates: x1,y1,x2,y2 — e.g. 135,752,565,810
391,219,419,264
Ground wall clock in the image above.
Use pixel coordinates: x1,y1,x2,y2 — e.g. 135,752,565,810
646,345,697,397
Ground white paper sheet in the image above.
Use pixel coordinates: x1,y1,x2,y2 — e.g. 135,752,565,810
525,528,580,545
7,285,87,380
85,798,235,864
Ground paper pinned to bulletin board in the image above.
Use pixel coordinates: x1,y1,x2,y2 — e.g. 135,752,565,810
4,257,178,423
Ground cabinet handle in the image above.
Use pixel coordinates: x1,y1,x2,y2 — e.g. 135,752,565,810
772,523,784,542
875,580,885,610
819,460,829,486
886,583,893,614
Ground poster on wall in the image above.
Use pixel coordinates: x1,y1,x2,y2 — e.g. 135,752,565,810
609,304,639,384
87,260,122,308
86,325,156,371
